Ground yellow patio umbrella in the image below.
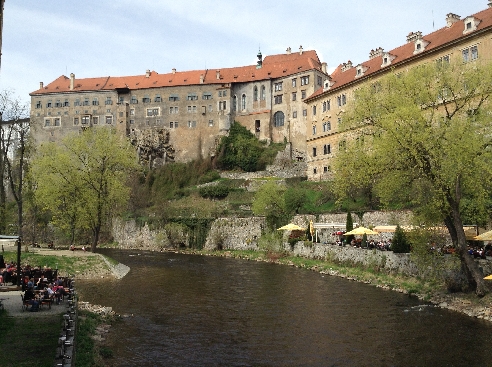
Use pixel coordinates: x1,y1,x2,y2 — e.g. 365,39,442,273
474,230,492,241
344,226,379,236
277,223,306,231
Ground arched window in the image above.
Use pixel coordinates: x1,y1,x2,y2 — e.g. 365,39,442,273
253,86,258,101
232,95,237,111
241,94,246,110
274,111,284,127
260,85,266,100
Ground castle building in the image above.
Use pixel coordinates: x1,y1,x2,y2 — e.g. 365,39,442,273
304,2,492,181
30,47,327,164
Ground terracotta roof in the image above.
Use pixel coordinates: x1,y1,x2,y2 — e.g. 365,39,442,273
30,50,322,96
306,6,492,101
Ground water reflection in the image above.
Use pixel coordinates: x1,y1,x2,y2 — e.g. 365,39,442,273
76,249,492,366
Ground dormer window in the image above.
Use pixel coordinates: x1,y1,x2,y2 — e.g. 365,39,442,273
355,64,367,78
381,52,396,68
463,16,480,34
413,38,429,55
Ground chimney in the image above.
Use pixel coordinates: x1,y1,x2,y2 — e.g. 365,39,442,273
446,13,461,27
369,47,384,59
200,74,204,84
406,31,422,43
39,82,44,89
145,69,150,78
286,47,291,54
299,45,303,55
341,60,353,72
321,62,327,74
216,70,220,80
70,73,75,90
172,68,176,74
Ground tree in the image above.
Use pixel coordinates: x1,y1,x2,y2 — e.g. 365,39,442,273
0,89,30,237
345,211,354,245
31,128,138,251
333,59,492,295
391,225,410,253
216,122,267,172
252,181,288,230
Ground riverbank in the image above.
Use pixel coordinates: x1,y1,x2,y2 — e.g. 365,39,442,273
3,244,490,322
176,248,492,323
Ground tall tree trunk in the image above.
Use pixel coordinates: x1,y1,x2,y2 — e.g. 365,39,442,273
447,202,489,296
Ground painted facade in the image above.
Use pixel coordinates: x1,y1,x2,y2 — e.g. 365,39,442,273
304,3,492,180
30,47,327,163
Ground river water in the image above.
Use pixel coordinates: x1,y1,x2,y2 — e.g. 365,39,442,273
76,249,492,366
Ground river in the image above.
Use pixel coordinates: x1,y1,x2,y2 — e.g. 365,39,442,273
76,249,492,366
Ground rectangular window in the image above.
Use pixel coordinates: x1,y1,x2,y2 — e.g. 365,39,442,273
53,118,60,126
324,166,328,173
130,119,135,124
208,105,213,112
202,93,212,100
81,115,90,125
92,98,99,106
327,100,331,111
35,101,42,109
55,100,61,107
274,95,283,104
274,82,283,92
208,120,214,127
187,120,196,128
142,96,151,103
187,94,198,101
218,91,222,97
73,117,79,125
312,147,317,157
317,76,323,86
106,115,113,124
292,92,296,101
312,125,316,135
44,118,51,127
169,95,179,102
64,99,69,107
301,76,309,86
131,96,138,104
302,109,307,117
105,97,113,105
313,106,316,115
74,99,80,106
292,78,297,87
337,94,347,106
301,90,306,99
293,111,297,118
46,100,52,108
154,95,162,102
83,98,89,106
222,90,227,97
324,144,331,154
119,111,124,117
145,108,159,116
92,116,99,125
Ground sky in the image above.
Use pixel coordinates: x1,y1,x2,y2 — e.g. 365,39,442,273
0,0,487,105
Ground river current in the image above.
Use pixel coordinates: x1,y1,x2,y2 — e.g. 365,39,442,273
76,249,492,366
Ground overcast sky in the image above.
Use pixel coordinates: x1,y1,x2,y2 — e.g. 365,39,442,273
0,0,487,105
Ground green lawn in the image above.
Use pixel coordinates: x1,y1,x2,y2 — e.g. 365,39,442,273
0,309,63,367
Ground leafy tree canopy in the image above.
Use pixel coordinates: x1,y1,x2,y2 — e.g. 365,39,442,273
333,59,492,295
31,128,138,251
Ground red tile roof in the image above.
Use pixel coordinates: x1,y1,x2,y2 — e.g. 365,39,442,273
30,50,322,95
306,6,492,101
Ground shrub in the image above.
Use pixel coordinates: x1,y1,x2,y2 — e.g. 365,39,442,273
198,185,230,200
392,225,411,253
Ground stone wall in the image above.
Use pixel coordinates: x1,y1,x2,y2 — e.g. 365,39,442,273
287,242,418,275
204,217,266,250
